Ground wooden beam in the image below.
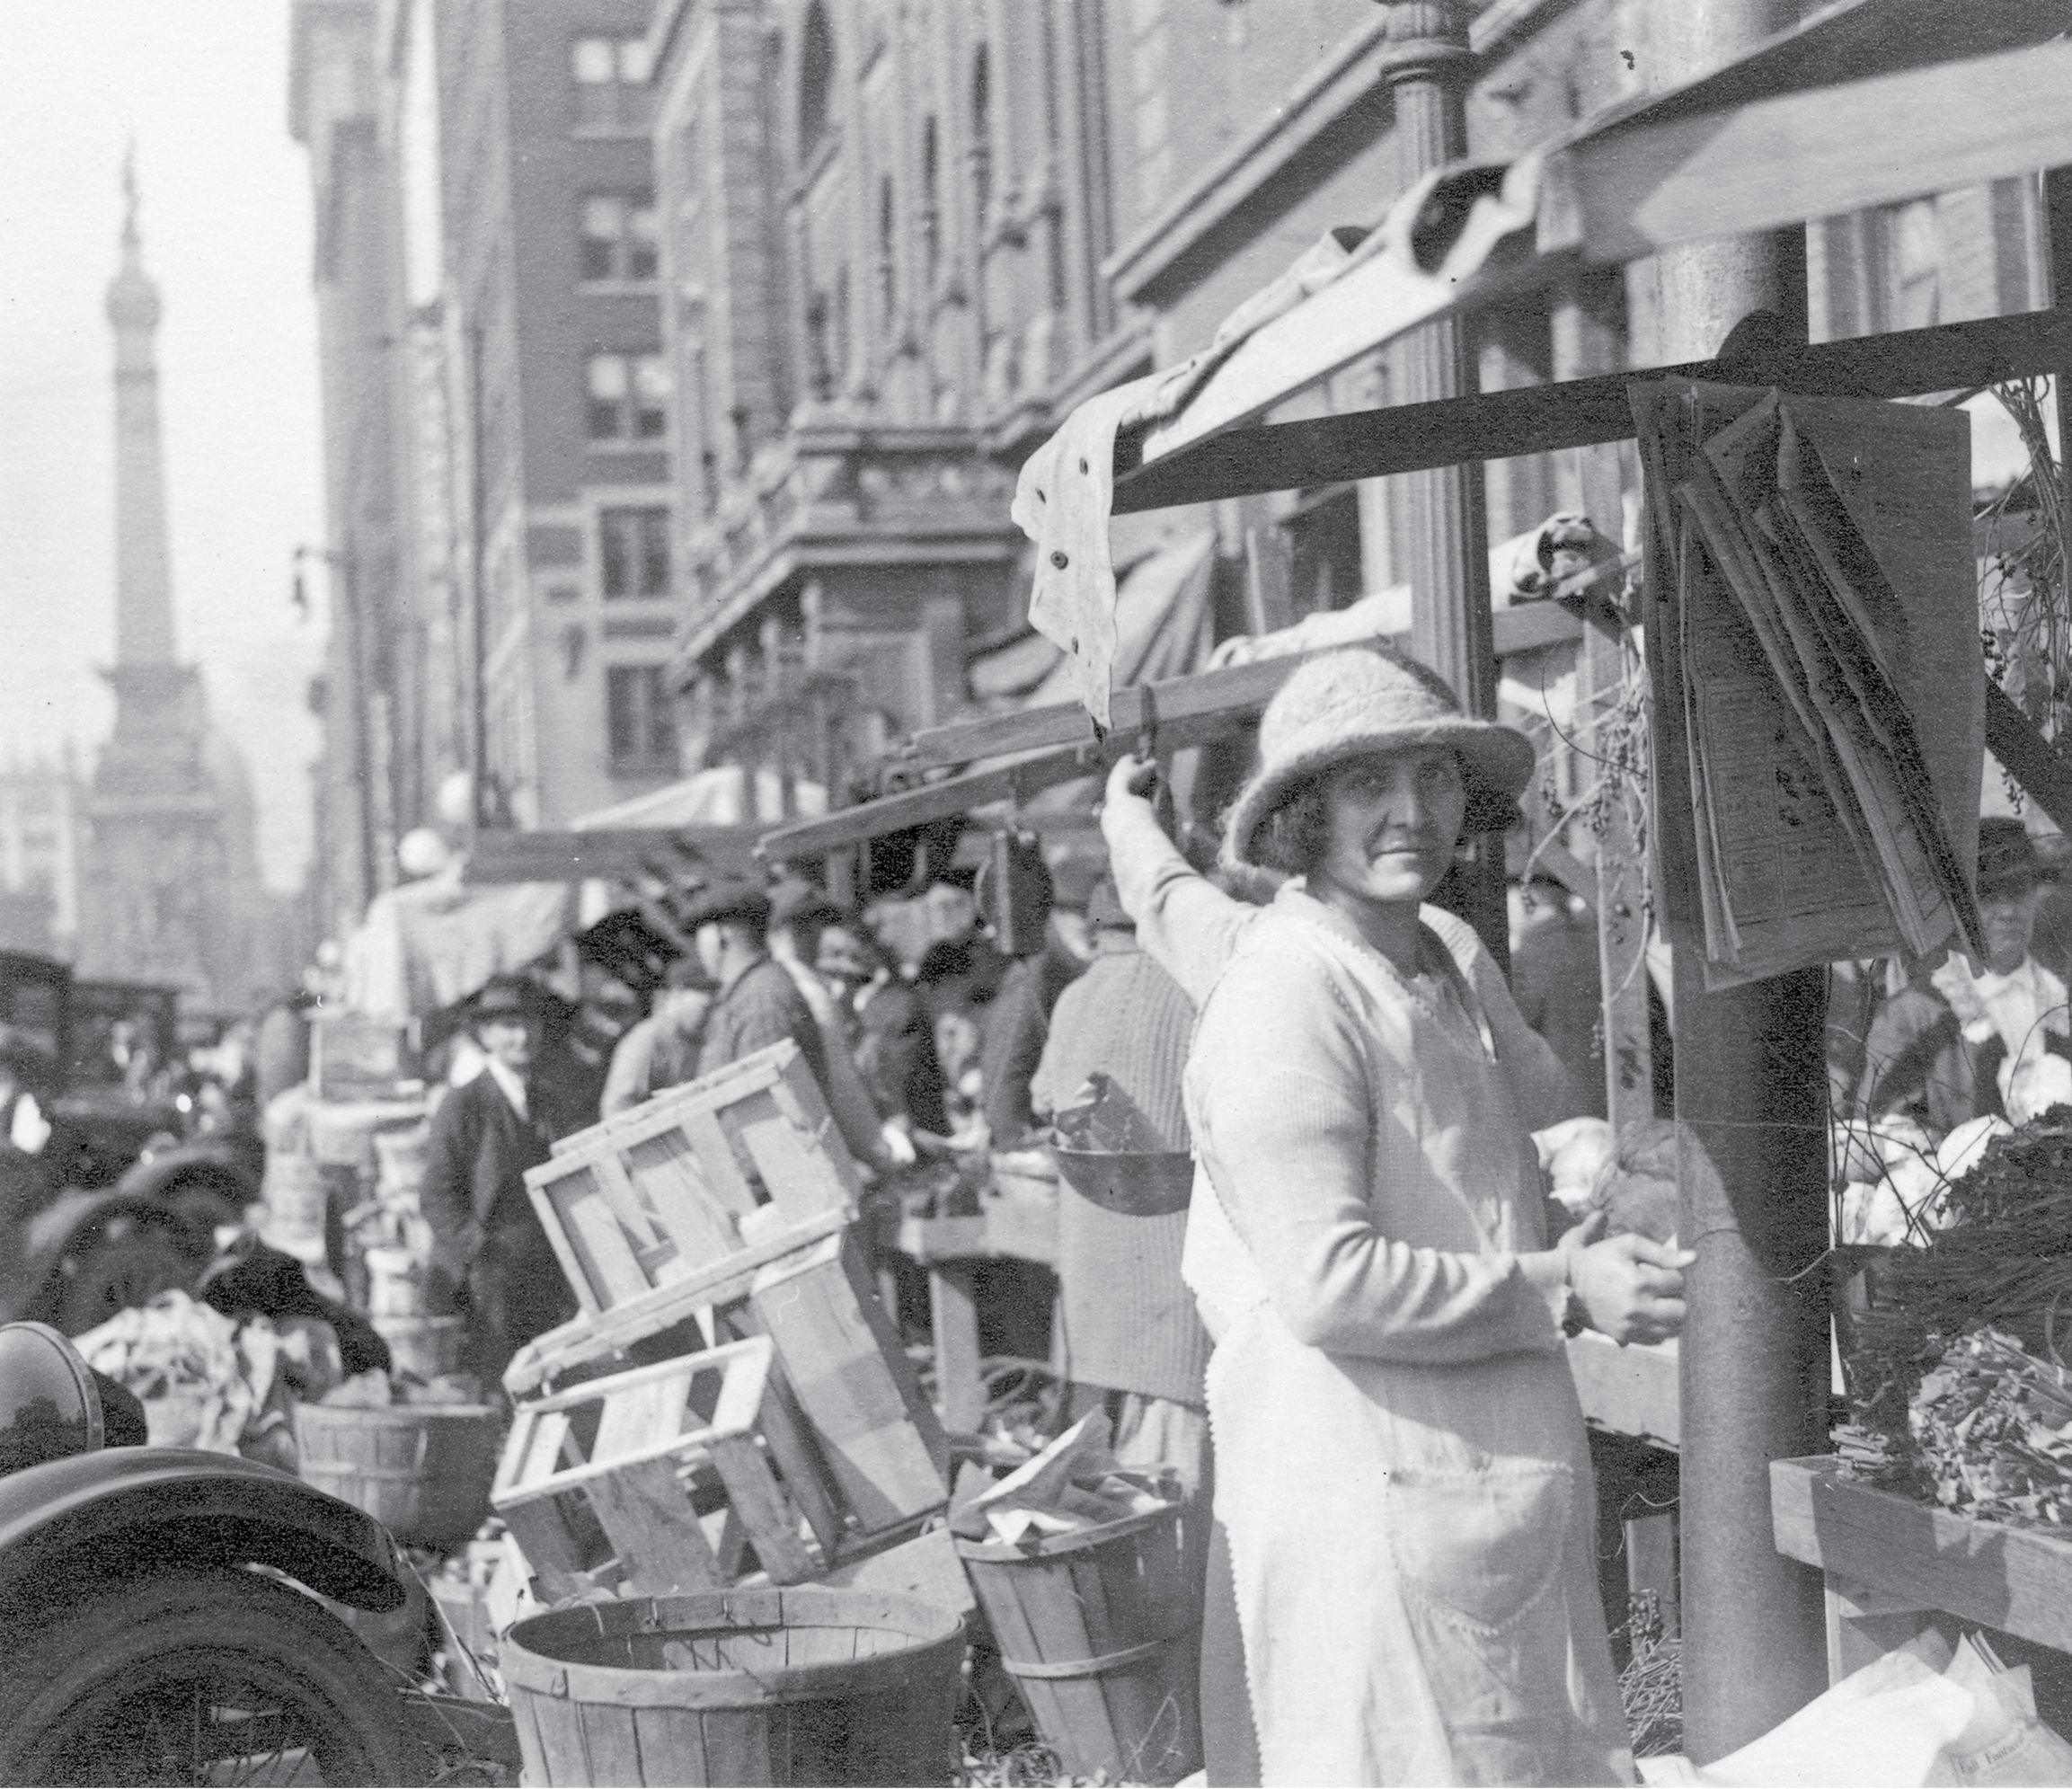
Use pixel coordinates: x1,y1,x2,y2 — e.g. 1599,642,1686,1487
1983,676,2072,836
907,601,1584,775
462,827,764,885
1552,38,2072,270
766,603,1589,858
1116,306,2072,515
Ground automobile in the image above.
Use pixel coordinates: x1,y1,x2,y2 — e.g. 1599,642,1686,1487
0,1319,465,1785
0,952,261,1333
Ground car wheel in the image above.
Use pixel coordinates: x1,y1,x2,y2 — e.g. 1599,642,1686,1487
0,1565,422,1785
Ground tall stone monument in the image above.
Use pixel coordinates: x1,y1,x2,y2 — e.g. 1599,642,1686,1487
76,158,267,1014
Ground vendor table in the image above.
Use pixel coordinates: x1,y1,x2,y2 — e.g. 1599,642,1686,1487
1772,1456,2072,1684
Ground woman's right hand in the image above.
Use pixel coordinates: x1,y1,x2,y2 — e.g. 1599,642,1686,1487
1559,1211,1694,1345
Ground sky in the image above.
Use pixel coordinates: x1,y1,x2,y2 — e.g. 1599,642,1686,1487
0,4,324,892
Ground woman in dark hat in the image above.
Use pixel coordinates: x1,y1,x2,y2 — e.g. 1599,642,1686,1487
1179,645,1687,1784
418,975,572,1386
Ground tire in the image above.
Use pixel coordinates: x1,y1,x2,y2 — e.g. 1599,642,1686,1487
0,1565,423,1785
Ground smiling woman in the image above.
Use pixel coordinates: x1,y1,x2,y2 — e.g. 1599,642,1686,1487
1181,644,1692,1785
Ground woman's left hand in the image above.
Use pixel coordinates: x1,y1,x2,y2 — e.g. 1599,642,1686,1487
1559,1210,1695,1346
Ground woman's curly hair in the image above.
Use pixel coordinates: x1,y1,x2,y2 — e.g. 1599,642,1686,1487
1249,752,1521,878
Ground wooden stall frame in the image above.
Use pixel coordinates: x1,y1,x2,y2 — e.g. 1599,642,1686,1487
750,1,2072,1751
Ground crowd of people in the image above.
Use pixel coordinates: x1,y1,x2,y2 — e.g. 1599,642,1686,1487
398,642,1720,1785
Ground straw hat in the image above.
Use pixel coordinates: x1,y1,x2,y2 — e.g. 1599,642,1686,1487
1221,646,1535,868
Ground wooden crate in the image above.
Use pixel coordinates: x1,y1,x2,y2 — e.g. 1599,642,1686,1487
491,1336,828,1600
739,1232,950,1537
508,1042,861,1397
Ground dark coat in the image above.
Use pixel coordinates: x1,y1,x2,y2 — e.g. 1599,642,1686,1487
418,1070,567,1380
856,979,947,1136
698,957,828,1092
980,942,1083,1147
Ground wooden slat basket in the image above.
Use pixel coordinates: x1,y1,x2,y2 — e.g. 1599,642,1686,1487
501,1588,966,1787
956,1501,1202,1786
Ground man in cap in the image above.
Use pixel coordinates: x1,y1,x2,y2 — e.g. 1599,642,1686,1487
1860,816,2072,1136
599,956,715,1118
419,975,573,1383
686,880,829,1093
766,881,905,1165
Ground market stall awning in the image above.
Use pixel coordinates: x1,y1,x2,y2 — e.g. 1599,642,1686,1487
341,864,572,1023
1120,0,2072,485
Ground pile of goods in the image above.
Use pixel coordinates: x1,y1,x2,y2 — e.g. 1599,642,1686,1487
76,1289,341,1466
1618,1591,1682,1761
1908,1327,2072,1529
948,1410,1177,1547
1831,1112,2007,1248
1832,1106,2072,1532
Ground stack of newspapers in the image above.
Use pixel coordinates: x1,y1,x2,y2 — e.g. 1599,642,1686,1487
1631,378,1985,989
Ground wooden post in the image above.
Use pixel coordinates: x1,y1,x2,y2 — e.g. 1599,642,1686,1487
1552,271,1653,1129
1649,1,1831,1762
1376,1,1507,969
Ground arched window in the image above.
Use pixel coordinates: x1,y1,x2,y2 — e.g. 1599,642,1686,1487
798,1,835,158
970,44,992,232
920,117,941,284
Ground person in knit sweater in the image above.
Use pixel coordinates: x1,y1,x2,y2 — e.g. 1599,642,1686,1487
1030,878,1213,1516
1131,647,1689,1786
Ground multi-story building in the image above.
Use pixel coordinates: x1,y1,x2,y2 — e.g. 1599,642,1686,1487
292,0,686,933
0,752,86,960
644,1,2055,818
433,0,682,829
291,0,465,938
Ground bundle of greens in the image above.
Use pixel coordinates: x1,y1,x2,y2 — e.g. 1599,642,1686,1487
1881,1107,2072,1355
1909,1326,2072,1530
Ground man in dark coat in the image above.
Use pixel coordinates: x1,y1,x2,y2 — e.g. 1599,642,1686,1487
419,977,573,1386
688,881,829,1093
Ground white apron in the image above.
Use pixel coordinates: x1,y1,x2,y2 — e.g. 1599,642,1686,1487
1184,908,1633,1787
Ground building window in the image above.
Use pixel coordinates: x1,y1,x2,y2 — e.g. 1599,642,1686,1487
921,117,942,286
877,176,897,324
571,35,652,135
580,194,660,283
586,352,670,444
607,665,677,770
599,508,670,600
799,2,835,157
970,45,992,231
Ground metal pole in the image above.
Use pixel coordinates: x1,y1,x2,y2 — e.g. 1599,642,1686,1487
468,313,491,842
1649,0,1830,1761
1375,1,1508,969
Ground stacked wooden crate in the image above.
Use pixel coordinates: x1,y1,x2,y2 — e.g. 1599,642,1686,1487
493,1041,961,1609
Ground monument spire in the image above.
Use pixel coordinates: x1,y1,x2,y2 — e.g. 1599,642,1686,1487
105,146,177,668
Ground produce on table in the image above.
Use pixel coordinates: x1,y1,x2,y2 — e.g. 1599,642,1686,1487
1908,1327,2072,1530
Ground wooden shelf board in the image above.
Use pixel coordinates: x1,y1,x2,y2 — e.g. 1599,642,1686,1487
1771,1456,2072,1656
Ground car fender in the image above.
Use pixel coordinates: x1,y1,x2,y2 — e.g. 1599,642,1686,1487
14,1188,210,1325
0,1447,411,1616
115,1142,258,1218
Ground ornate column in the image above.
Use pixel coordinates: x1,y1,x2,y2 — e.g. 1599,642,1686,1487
1376,2,1506,963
